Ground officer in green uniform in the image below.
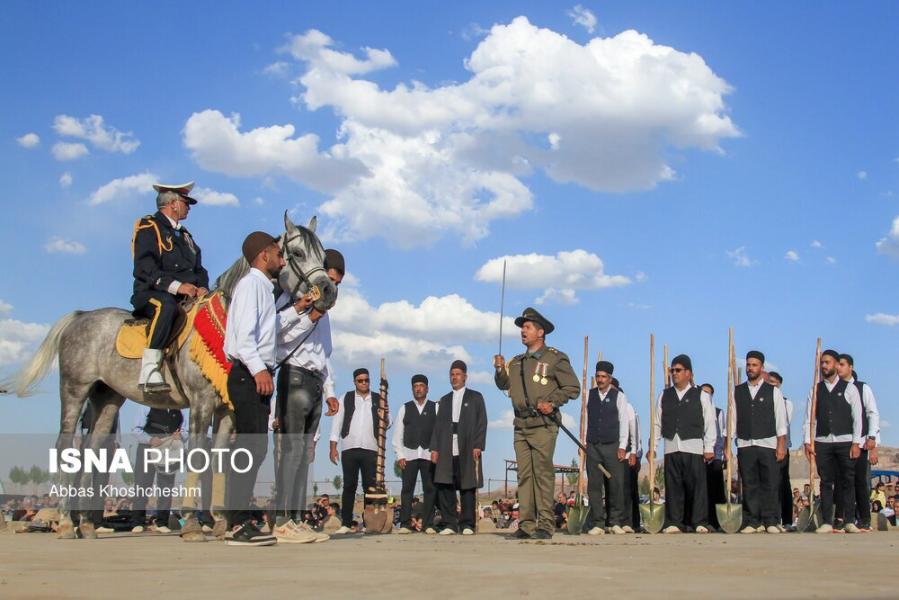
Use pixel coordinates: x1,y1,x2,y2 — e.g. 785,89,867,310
494,307,580,539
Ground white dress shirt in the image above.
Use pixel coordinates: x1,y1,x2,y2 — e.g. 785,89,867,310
849,377,881,444
734,380,788,450
275,294,336,399
654,385,717,456
329,392,389,451
392,400,432,461
451,387,465,456
596,387,630,450
625,402,642,459
802,376,863,445
223,268,276,375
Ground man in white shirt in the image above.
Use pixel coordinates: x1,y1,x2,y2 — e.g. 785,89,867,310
802,349,863,534
649,354,716,534
585,361,631,535
392,374,438,534
614,378,642,534
767,372,795,530
273,249,344,527
837,354,880,532
329,368,387,533
221,231,284,546
733,351,788,534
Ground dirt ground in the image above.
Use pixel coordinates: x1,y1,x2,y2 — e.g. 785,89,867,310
0,526,896,599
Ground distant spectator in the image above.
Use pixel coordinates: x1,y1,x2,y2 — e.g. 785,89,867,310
871,483,887,509
882,497,896,526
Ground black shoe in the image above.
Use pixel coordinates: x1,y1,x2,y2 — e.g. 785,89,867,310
511,528,532,539
226,522,277,546
533,529,553,540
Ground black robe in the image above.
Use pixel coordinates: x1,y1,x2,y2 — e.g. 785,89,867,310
430,388,487,489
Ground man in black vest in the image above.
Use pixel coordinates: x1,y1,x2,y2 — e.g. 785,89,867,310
430,360,487,535
837,354,880,532
733,351,788,534
131,408,184,533
131,182,209,394
803,349,863,534
767,372,795,530
329,367,388,534
649,354,716,533
585,361,631,535
392,374,438,534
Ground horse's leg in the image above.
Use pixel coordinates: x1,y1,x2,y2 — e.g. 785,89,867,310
179,398,215,542
77,389,124,539
209,406,235,539
55,378,93,539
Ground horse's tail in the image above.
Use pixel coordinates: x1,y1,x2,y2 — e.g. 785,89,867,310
9,311,82,397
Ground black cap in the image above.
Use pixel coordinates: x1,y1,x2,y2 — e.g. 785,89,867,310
450,360,467,373
514,307,554,335
701,383,715,395
242,231,278,263
822,349,840,361
671,354,692,371
411,374,428,386
595,361,614,375
838,353,854,366
746,350,765,364
767,371,783,384
324,248,345,275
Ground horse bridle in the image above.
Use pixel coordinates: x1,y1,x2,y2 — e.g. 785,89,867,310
281,232,327,303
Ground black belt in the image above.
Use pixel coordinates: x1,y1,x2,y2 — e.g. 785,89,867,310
284,364,323,382
231,360,274,374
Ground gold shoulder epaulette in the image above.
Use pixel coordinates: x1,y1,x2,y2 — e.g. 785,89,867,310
131,214,173,258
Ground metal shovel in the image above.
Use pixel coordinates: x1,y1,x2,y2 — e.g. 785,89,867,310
640,334,665,534
716,328,743,534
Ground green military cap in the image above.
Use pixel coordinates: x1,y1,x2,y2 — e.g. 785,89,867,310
514,306,554,335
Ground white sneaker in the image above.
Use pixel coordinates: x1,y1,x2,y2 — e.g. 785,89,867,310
439,528,456,535
663,525,681,534
844,523,860,534
153,525,172,534
766,526,781,534
334,525,352,535
695,525,709,534
740,526,756,534
396,527,412,535
816,524,834,534
273,521,315,544
462,528,475,536
610,525,626,535
96,526,114,534
587,526,605,536
425,527,437,535
131,525,145,534
621,525,635,534
201,525,213,534
756,525,766,533
293,521,329,542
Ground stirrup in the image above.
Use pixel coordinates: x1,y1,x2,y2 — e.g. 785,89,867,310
140,381,172,394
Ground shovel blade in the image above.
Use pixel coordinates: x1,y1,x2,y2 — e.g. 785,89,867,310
715,503,742,534
566,502,588,535
797,502,820,533
640,503,665,534
362,505,393,534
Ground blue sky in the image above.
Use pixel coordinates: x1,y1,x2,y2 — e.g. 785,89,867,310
2,2,898,483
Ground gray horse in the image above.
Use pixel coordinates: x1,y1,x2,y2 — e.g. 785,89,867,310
4,213,336,540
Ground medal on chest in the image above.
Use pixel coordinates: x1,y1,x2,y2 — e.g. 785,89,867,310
532,362,549,385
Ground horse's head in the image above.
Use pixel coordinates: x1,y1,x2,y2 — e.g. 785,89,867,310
279,211,338,312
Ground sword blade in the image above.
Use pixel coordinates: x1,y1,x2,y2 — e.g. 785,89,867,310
498,260,507,356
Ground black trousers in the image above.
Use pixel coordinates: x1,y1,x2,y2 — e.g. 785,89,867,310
854,449,871,527
629,462,641,529
131,442,177,526
706,459,725,529
436,456,476,532
737,446,779,528
225,361,271,528
586,441,628,527
131,291,179,349
274,365,323,522
664,452,708,530
400,458,436,529
340,448,377,525
778,457,792,526
816,441,855,526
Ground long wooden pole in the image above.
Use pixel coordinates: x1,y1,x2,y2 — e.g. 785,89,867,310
725,328,735,505
577,336,589,496
808,338,822,504
663,344,670,388
648,334,656,496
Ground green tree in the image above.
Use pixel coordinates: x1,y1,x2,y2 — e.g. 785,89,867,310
654,464,665,493
9,466,28,489
565,458,579,486
332,475,342,491
28,465,49,493
120,471,135,486
393,460,403,479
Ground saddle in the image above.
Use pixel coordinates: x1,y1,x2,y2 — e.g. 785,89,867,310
115,301,198,359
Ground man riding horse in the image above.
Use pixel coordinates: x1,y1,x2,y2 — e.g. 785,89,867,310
131,182,209,394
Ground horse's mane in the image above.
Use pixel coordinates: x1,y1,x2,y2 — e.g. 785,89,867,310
213,257,250,303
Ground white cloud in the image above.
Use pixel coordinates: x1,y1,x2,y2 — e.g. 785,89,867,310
460,22,489,42
488,410,516,430
811,240,823,249
87,172,157,206
254,196,265,205
59,172,72,188
0,318,51,367
475,250,632,304
44,238,86,255
0,300,12,315
784,250,799,262
189,19,738,247
825,256,837,265
262,61,290,77
865,313,899,326
726,246,757,268
52,142,89,161
16,133,40,148
857,170,867,180
567,5,597,33
875,216,899,259
881,419,891,429
625,302,652,310
53,114,139,154
192,186,240,207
